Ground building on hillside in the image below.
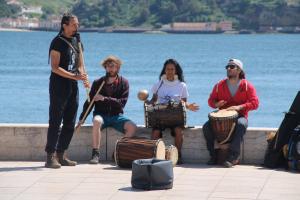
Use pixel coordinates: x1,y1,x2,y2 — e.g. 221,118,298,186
171,22,217,31
21,6,43,15
217,21,233,31
162,21,233,34
0,16,62,31
39,16,60,31
7,0,21,5
0,17,39,28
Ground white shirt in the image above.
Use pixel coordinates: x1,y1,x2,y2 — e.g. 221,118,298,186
151,77,189,104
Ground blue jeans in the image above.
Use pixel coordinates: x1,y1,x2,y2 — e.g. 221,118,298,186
203,117,248,160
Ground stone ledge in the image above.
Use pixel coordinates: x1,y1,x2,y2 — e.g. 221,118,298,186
0,124,277,164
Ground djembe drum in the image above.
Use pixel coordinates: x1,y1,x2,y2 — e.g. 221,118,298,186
115,138,166,168
208,109,238,164
208,109,238,144
144,102,186,129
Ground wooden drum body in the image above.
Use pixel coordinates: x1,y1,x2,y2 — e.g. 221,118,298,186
115,138,166,168
144,102,186,129
208,110,238,144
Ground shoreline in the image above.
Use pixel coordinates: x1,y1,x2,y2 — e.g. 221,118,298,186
0,27,31,32
1,27,299,34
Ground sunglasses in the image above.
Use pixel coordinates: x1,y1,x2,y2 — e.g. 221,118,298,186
226,65,237,70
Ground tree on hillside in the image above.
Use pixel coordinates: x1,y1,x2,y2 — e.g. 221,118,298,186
0,0,21,18
156,0,178,24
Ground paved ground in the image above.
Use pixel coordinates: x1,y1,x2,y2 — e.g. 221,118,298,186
0,161,299,200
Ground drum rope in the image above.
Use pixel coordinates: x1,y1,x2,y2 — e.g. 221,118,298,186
219,122,236,145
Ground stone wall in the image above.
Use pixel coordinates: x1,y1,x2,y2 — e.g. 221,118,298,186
0,124,276,164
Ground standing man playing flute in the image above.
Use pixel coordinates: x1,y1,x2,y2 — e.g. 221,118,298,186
45,13,89,168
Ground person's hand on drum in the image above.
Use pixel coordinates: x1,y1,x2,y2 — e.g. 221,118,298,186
145,99,156,106
94,94,105,101
145,94,158,105
215,100,227,108
186,103,199,111
144,99,151,104
226,105,243,111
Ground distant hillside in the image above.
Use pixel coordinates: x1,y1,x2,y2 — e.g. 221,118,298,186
2,0,300,30
70,0,300,30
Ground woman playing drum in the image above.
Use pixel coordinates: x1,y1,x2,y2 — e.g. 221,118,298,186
147,59,199,164
203,58,259,167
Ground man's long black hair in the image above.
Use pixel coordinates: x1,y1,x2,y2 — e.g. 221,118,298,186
159,58,185,82
57,13,77,36
48,13,77,64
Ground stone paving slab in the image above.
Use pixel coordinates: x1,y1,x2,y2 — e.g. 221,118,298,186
0,162,299,200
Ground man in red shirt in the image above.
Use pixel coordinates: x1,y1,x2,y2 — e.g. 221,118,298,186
203,58,259,167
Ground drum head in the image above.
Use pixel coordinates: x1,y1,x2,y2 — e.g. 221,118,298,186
209,109,238,119
155,140,166,159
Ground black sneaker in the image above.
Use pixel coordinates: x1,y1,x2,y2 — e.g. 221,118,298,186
206,157,217,165
223,160,233,168
89,149,100,164
223,159,239,168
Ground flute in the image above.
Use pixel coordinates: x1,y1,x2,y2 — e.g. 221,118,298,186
76,33,90,102
75,81,105,134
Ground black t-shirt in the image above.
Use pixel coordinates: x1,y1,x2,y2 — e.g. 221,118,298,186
49,35,81,74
